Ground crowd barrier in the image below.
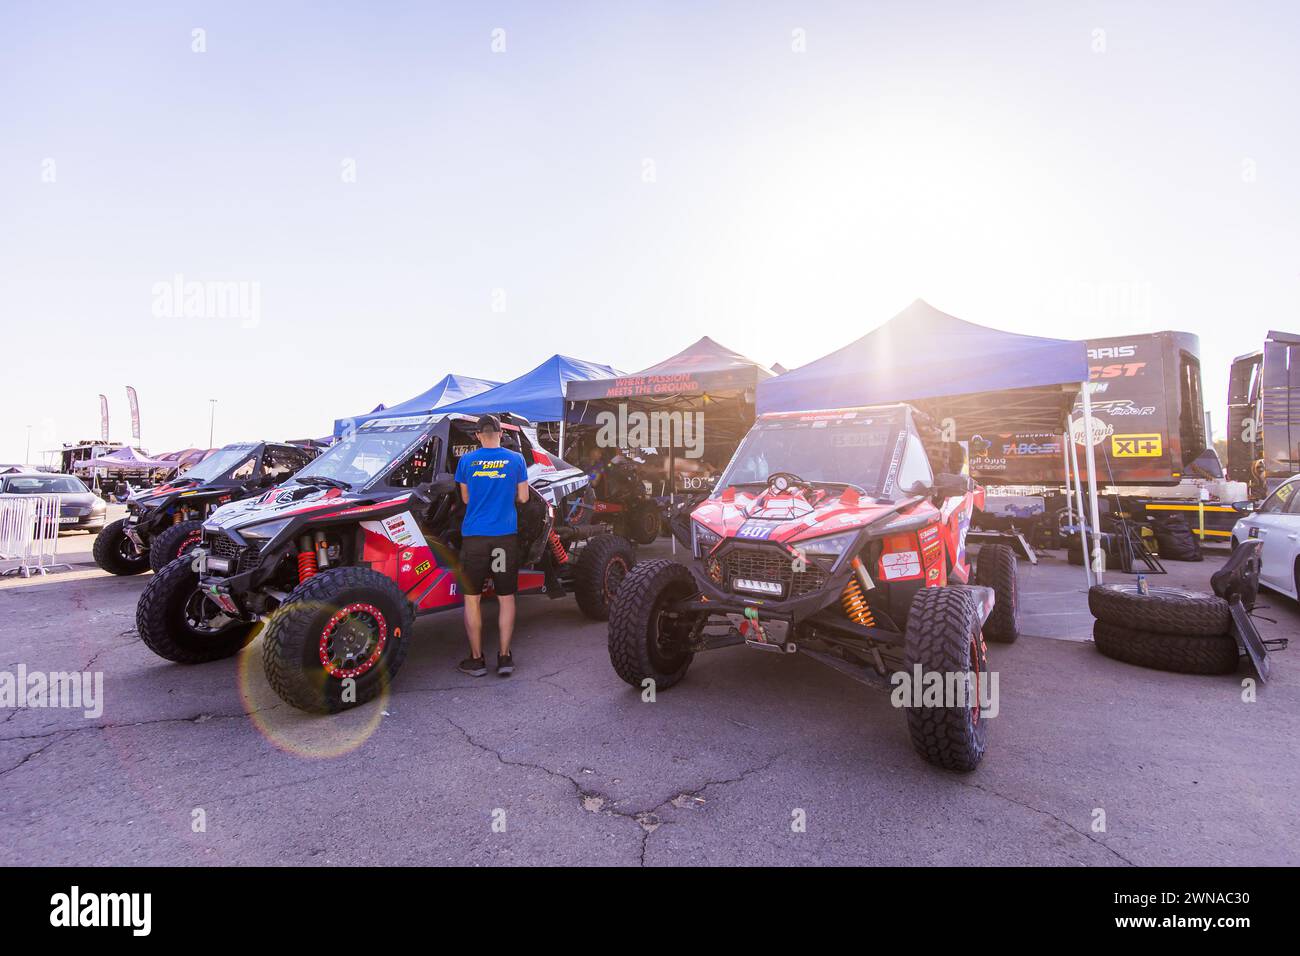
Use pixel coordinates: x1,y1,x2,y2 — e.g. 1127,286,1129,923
0,494,71,577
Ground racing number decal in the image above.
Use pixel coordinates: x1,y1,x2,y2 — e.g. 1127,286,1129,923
1111,434,1162,457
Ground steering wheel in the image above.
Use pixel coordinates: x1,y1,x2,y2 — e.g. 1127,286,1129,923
765,472,812,494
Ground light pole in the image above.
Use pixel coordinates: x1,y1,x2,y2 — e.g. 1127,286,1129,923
208,399,217,448
25,425,32,465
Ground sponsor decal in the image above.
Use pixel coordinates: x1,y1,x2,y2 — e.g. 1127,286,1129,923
1090,362,1147,379
1112,433,1162,457
881,551,921,580
414,559,431,575
1087,344,1138,359
737,521,776,539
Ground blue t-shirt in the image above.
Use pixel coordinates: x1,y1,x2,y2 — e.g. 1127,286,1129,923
455,447,529,537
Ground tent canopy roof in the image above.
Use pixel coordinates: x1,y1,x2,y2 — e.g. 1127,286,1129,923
333,373,499,437
74,447,173,471
565,336,773,404
439,354,622,423
757,300,1089,436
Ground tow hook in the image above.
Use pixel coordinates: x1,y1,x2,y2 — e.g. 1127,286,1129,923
740,607,796,654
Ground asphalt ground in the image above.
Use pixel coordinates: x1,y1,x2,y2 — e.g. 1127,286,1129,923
1,520,1296,866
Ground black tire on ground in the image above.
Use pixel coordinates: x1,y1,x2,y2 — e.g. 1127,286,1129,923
974,544,1019,643
1088,584,1230,636
903,587,989,773
135,557,258,663
573,533,636,621
1092,620,1239,675
261,566,414,713
93,517,150,575
149,519,205,574
607,559,698,691
628,502,661,545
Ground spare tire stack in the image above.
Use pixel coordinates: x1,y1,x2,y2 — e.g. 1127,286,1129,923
1087,584,1239,675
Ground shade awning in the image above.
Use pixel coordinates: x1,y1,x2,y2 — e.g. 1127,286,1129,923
333,374,499,437
438,355,622,423
757,300,1089,436
565,336,773,403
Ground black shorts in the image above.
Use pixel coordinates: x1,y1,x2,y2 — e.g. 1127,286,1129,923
459,534,519,596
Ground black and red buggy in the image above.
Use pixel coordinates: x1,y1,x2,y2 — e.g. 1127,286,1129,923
607,404,1019,771
135,412,635,712
94,441,317,576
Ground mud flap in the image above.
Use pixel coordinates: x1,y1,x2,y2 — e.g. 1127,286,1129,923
1228,598,1284,683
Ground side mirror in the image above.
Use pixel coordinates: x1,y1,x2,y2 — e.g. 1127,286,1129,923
426,471,457,497
932,473,971,499
1231,500,1256,513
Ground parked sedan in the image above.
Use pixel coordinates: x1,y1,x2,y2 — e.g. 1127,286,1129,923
1231,474,1300,598
0,473,108,532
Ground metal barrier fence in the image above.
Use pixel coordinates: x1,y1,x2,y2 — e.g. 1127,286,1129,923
0,494,71,577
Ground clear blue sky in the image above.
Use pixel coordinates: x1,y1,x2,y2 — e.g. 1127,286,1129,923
2,1,1297,463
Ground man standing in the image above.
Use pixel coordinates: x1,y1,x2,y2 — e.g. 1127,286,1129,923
454,415,529,677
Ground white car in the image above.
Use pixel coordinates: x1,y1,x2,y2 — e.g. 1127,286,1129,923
1231,475,1300,598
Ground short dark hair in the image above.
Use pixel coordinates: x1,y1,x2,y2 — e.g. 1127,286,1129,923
475,414,502,434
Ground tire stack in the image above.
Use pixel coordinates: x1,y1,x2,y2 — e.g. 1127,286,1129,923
1087,584,1240,675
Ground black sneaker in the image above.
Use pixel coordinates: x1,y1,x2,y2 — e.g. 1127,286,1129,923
497,653,514,677
458,656,487,677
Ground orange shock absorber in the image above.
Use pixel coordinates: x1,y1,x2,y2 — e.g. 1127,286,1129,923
841,578,875,627
297,549,318,582
548,530,569,564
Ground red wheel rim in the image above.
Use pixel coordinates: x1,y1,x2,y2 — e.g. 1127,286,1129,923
604,557,628,601
319,603,388,679
178,531,202,557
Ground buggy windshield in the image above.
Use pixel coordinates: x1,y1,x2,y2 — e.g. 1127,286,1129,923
294,416,434,488
718,409,908,496
181,444,257,482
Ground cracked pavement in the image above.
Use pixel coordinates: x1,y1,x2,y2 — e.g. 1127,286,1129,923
1,536,1298,866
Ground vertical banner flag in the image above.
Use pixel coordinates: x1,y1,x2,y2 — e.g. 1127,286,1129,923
126,386,141,442
98,395,109,441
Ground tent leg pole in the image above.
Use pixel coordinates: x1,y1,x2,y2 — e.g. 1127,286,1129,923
558,415,566,459
1067,414,1093,589
1062,435,1075,530
1080,381,1105,585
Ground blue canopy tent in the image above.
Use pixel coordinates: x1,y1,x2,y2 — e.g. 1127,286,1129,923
438,353,622,429
333,374,499,438
758,299,1106,581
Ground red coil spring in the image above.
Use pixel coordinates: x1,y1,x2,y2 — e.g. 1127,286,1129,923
548,531,569,564
297,550,318,583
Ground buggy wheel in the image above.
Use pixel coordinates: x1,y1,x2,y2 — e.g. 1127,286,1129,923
607,559,698,690
1088,584,1229,636
261,566,414,713
135,557,257,663
94,517,150,575
1092,621,1239,675
628,502,661,545
903,587,988,772
975,544,1019,643
149,519,205,574
573,533,636,621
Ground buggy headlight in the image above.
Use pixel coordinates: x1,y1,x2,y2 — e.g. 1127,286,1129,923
692,520,721,557
796,531,859,568
239,518,292,543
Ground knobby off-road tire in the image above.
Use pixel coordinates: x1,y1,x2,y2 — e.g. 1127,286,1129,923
261,566,414,713
607,559,697,691
148,519,205,574
1092,620,1239,675
628,502,662,545
974,544,1019,643
903,587,989,773
135,557,257,663
94,517,150,575
1088,584,1229,636
574,533,636,621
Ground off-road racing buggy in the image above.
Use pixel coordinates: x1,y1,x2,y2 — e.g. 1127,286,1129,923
135,412,636,712
582,451,664,545
93,442,317,576
608,404,1019,772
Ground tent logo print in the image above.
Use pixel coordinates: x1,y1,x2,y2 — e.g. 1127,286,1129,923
1112,433,1162,457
